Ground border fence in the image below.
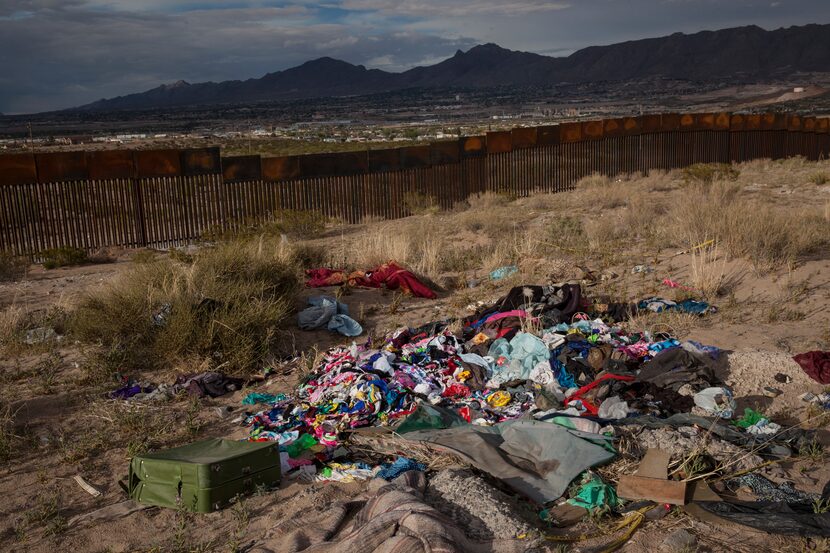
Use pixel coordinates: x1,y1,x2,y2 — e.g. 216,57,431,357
1,112,828,256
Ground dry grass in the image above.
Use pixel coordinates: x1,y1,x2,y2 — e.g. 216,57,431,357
0,251,28,282
688,246,741,300
575,173,629,209
71,238,300,377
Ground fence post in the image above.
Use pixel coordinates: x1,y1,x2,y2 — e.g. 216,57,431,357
132,176,147,247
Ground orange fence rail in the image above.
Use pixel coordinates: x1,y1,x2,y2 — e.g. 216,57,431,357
1,112,828,256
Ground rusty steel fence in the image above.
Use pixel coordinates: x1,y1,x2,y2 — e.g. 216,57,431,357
1,112,828,256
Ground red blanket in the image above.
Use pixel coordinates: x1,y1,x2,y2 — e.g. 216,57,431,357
306,262,436,299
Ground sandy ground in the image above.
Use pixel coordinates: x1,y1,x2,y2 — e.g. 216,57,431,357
1,163,830,552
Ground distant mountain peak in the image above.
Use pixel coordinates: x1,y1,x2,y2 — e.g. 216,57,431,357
162,80,190,89
72,23,830,113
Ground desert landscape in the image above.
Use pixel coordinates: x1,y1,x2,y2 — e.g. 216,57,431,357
2,156,830,552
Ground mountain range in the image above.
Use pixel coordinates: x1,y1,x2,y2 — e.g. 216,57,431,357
77,23,830,112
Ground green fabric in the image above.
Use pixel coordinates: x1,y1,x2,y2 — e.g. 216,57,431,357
566,473,618,510
734,408,765,429
285,433,318,458
396,403,468,434
242,392,285,405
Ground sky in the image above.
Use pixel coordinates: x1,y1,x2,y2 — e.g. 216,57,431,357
1,0,829,114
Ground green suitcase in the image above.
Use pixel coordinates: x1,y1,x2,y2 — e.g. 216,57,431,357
127,438,281,512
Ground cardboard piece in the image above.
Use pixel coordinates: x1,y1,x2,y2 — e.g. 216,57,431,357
617,448,688,505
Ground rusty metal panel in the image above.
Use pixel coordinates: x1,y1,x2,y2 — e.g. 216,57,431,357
803,116,817,132
773,113,788,130
299,151,367,177
222,155,262,181
181,147,220,175
745,114,762,131
623,117,641,135
714,113,731,130
679,114,695,131
461,136,486,157
537,125,560,145
88,150,135,179
486,131,512,153
430,140,460,164
603,118,624,137
400,145,431,168
0,153,37,185
511,127,537,149
817,118,830,134
760,113,777,130
641,115,661,133
730,114,746,131
136,149,181,178
36,151,88,182
661,113,681,131
696,113,715,130
262,156,301,181
559,122,582,143
582,120,604,140
367,148,401,172
788,114,802,131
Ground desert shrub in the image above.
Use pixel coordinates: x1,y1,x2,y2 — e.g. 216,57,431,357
464,191,516,210
403,191,439,216
682,163,740,186
671,180,828,270
71,239,299,376
130,250,157,264
0,251,27,281
575,173,630,209
548,216,587,252
809,172,829,185
40,246,88,269
274,209,327,238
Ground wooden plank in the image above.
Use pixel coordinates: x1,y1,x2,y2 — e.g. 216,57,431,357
617,475,687,505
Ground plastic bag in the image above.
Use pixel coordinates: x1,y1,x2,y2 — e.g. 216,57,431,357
693,387,736,419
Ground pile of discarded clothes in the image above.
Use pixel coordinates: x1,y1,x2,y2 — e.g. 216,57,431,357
241,281,828,539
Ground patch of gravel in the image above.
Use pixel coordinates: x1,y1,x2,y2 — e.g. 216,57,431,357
632,426,763,471
723,349,823,418
424,469,535,540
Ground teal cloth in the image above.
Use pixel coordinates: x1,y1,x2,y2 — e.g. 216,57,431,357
567,473,618,510
242,392,285,405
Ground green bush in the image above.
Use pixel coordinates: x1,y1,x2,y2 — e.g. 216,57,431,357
71,239,299,376
40,246,88,269
403,192,439,216
274,209,327,238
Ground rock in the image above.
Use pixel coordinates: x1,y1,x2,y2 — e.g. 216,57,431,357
763,386,783,398
661,529,697,552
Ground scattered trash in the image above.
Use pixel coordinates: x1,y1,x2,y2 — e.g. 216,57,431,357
763,386,783,398
617,449,687,506
298,295,363,336
306,261,437,298
73,475,102,498
24,327,59,345
693,387,737,419
631,265,652,274
793,350,830,384
489,265,518,280
774,372,793,384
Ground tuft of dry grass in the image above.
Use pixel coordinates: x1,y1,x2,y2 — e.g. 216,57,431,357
0,251,28,282
688,246,741,300
575,173,630,209
71,238,300,377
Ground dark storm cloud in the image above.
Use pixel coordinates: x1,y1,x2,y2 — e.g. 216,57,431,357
1,0,829,113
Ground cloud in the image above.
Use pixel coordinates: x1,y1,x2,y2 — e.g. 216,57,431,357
0,0,828,113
